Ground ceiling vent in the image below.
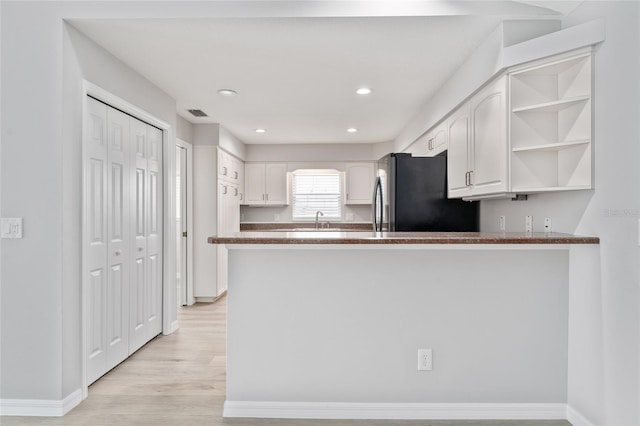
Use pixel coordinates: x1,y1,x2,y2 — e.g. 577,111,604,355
188,109,208,117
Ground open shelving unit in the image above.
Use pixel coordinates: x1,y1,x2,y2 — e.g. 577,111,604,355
509,51,593,193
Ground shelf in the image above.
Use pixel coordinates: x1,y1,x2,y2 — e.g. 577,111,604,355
511,185,592,194
512,96,590,113
512,139,590,153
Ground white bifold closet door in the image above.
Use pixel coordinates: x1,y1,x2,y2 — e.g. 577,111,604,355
85,96,163,385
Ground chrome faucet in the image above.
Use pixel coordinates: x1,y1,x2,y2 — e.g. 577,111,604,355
315,211,324,229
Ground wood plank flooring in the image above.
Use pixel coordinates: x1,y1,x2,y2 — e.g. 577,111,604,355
2,297,571,426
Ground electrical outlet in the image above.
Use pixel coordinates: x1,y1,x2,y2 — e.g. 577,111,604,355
346,213,355,221
274,214,280,222
544,217,552,233
417,349,433,371
525,215,533,233
499,215,506,231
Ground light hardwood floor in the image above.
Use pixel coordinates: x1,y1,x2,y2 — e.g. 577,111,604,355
3,297,571,426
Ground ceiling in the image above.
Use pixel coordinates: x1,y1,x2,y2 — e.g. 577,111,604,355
69,2,571,145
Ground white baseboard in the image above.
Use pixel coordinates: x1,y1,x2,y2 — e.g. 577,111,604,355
0,388,82,417
566,405,595,426
168,319,179,334
223,401,568,420
195,297,215,303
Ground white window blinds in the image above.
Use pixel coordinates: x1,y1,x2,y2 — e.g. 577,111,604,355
292,170,342,220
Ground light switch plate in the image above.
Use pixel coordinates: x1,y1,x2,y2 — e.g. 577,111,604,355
1,218,23,238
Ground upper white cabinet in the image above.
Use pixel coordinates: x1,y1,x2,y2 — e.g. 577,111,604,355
244,163,288,206
406,121,448,158
448,75,508,198
509,51,592,192
426,121,448,157
218,149,243,186
345,162,374,204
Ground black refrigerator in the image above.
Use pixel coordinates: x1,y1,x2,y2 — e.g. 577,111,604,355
372,153,478,232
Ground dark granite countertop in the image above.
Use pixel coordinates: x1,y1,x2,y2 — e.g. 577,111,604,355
208,231,599,245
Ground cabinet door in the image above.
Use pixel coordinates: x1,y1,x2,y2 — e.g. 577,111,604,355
447,103,472,198
345,163,374,204
471,76,508,195
244,163,266,205
237,162,245,203
265,163,288,205
430,122,447,156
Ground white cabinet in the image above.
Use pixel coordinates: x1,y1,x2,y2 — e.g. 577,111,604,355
193,147,242,300
243,163,288,206
426,121,448,156
216,180,241,295
345,163,374,204
406,121,447,157
447,104,473,198
448,75,508,198
509,51,592,192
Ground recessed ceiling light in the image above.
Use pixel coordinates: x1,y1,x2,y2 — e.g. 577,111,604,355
255,128,266,133
347,128,358,133
217,89,238,97
356,87,372,95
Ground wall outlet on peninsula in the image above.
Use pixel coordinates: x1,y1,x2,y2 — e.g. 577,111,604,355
417,349,433,371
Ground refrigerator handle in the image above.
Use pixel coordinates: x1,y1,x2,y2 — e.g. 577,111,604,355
372,176,381,232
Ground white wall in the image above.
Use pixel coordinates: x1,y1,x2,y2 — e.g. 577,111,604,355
245,143,376,162
176,115,194,143
1,2,178,401
479,3,639,424
227,247,569,404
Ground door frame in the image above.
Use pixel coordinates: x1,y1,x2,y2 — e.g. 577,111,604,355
176,139,195,306
81,80,176,397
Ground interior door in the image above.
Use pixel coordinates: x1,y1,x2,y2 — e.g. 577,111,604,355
129,118,148,353
145,125,163,341
85,97,108,384
105,106,131,369
176,145,188,306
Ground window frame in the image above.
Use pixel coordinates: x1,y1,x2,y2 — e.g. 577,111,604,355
290,169,344,222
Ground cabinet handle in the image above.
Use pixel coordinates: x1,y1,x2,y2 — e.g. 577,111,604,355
428,138,433,150
114,250,122,256
234,171,238,179
262,194,265,200
266,193,269,201
468,170,473,186
234,188,238,196
465,171,469,186
222,166,228,176
346,193,349,200
223,186,228,194
138,247,143,252
240,193,243,201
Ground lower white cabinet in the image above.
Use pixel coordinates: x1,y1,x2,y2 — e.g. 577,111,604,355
448,76,508,198
345,162,374,204
84,96,163,385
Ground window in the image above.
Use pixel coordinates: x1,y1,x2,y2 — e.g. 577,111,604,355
292,169,342,221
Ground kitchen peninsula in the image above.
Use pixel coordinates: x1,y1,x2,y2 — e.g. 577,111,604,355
209,232,598,420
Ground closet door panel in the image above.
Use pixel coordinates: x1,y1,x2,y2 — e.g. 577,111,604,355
129,119,149,353
146,125,163,339
85,98,108,383
106,107,131,369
